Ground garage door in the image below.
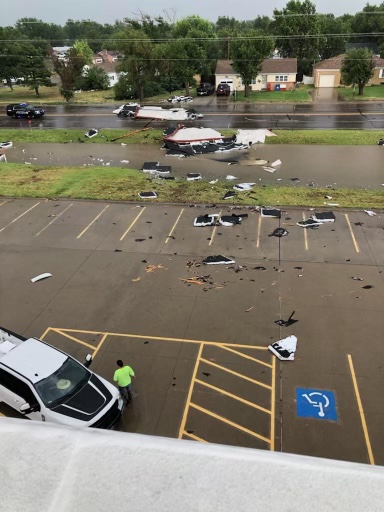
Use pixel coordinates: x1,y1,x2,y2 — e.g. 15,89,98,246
319,74,335,88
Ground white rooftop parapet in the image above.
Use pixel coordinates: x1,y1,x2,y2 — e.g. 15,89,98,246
0,418,383,512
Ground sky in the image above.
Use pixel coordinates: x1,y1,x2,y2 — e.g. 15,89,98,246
1,0,371,26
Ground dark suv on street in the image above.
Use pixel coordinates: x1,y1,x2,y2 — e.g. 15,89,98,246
216,83,231,96
6,103,45,119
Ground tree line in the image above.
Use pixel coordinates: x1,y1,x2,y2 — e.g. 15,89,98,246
1,0,383,100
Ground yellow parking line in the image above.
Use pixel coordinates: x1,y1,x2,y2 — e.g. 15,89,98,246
165,207,184,243
209,210,221,246
120,207,146,241
344,214,360,253
270,356,276,451
190,403,271,444
92,333,109,359
39,327,52,340
35,203,73,236
56,328,268,349
178,343,203,438
217,345,273,368
183,431,209,443
195,379,271,414
302,212,308,251
348,354,374,465
52,328,96,350
200,358,272,390
256,215,262,248
77,205,109,239
0,202,40,233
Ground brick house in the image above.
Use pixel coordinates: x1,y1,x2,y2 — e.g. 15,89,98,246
215,58,297,92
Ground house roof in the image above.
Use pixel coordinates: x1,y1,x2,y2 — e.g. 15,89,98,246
94,62,118,74
216,58,297,75
314,54,384,71
314,55,345,70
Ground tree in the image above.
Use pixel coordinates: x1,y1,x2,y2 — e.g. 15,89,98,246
318,15,350,60
270,0,321,61
231,29,275,97
350,3,384,46
171,16,217,94
73,40,94,65
76,66,110,91
23,47,53,97
53,48,86,101
341,48,374,95
115,28,155,102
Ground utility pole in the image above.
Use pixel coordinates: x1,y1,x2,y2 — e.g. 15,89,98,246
227,36,230,60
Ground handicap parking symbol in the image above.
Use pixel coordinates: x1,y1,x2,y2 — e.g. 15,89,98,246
296,388,337,421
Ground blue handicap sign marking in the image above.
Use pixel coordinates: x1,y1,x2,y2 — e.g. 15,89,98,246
296,388,337,421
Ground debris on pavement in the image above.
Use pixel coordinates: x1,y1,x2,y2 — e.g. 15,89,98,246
226,175,239,180
268,335,298,361
263,166,276,173
254,266,267,271
0,141,13,149
296,219,322,229
362,285,374,289
132,276,141,282
138,191,158,199
202,255,235,265
311,212,336,223
269,228,289,237
219,214,248,226
274,311,298,327
352,277,364,281
31,273,52,283
271,159,282,167
145,264,165,273
223,191,236,200
245,307,254,312
261,208,281,218
324,202,339,207
364,210,377,216
194,214,219,227
179,275,211,285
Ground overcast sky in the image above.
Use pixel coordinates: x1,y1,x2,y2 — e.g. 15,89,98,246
2,0,370,26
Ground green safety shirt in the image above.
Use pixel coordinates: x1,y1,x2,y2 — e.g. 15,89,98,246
114,366,135,387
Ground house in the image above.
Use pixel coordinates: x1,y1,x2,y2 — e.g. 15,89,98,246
93,61,122,87
215,59,297,92
93,49,120,64
313,54,384,88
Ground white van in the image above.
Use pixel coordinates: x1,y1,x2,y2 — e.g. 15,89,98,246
0,327,123,429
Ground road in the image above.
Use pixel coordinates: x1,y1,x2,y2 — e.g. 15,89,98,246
2,100,384,130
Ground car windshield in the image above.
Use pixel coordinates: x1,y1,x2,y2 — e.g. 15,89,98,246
34,357,90,406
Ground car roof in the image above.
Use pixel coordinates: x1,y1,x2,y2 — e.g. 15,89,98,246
1,338,67,383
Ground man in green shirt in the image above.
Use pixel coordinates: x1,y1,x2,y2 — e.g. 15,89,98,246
113,360,135,404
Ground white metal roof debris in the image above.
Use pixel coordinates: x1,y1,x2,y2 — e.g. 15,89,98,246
235,129,277,145
31,273,52,283
164,127,224,143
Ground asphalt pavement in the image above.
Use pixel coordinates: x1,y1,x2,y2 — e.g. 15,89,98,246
0,199,383,465
2,97,384,130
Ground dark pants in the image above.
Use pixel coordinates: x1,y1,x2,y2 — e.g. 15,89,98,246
119,384,132,404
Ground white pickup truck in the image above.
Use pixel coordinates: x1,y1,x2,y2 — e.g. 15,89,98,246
0,327,123,429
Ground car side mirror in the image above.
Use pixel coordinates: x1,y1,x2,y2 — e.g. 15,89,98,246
20,402,40,414
84,354,93,368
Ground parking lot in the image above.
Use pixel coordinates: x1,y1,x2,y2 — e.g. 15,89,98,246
0,198,383,465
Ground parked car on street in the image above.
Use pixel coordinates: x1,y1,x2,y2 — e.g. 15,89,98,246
216,84,231,96
197,83,214,96
6,103,45,119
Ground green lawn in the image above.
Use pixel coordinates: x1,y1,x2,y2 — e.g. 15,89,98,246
234,86,312,103
337,85,384,101
0,163,382,208
0,128,382,145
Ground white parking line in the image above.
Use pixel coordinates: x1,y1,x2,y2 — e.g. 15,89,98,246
165,208,184,243
302,212,308,251
77,205,110,239
120,207,146,241
35,203,73,236
256,215,262,248
0,202,40,233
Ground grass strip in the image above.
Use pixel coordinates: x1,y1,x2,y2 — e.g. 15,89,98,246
0,164,382,209
0,128,382,145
